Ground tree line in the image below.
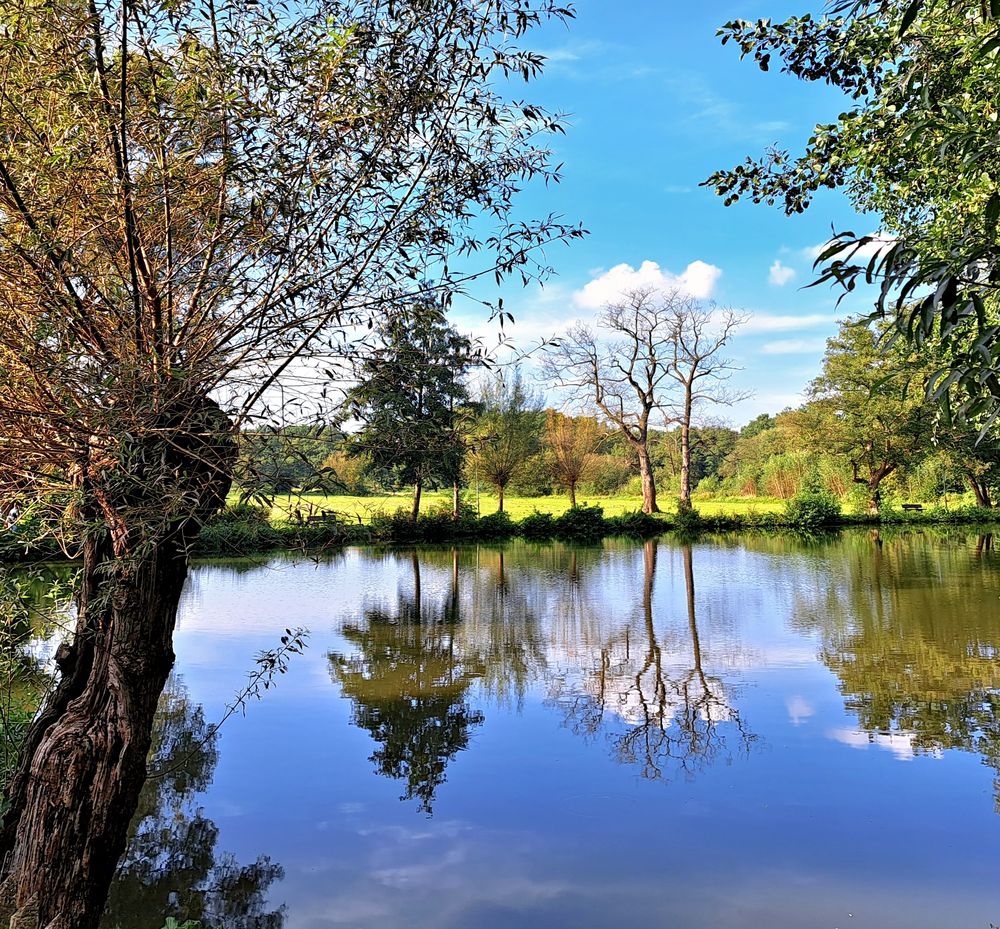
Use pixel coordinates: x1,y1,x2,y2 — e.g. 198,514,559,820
239,302,1000,520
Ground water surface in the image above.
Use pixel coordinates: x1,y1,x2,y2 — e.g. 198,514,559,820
102,531,1000,929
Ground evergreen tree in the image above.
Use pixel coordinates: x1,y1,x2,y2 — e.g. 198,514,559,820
342,302,475,520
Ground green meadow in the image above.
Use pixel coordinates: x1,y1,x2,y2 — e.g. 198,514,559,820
255,491,787,524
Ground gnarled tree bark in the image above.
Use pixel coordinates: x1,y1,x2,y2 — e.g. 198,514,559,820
0,395,235,929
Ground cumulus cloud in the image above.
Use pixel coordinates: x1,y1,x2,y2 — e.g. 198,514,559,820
573,259,722,309
760,337,829,355
768,260,796,286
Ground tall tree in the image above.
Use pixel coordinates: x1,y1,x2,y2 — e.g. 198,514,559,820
341,301,475,521
706,0,1000,420
806,321,933,513
0,0,581,923
546,411,602,506
469,369,542,513
544,288,677,514
658,300,749,510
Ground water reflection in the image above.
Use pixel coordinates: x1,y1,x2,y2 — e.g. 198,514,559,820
550,541,756,781
332,540,757,803
104,530,1000,929
329,551,486,814
102,678,284,929
791,531,1000,808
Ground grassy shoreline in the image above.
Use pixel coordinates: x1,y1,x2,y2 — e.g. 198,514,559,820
4,497,999,564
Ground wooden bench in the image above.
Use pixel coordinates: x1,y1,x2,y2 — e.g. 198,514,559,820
305,511,337,525
901,503,923,512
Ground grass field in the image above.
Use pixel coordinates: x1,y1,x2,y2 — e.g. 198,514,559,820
251,490,788,523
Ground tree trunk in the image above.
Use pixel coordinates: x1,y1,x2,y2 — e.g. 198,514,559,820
682,544,708,691
0,396,234,929
678,417,692,512
867,482,882,516
967,475,993,509
452,480,461,520
568,481,577,508
411,477,423,523
497,484,505,513
636,443,659,515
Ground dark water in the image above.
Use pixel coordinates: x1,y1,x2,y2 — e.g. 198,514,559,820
101,531,1000,929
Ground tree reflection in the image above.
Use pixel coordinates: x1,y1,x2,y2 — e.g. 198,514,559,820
554,541,755,782
332,541,756,807
101,678,284,929
799,533,1000,809
329,551,486,814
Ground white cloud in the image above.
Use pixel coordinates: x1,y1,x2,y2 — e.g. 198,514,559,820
768,260,796,287
573,259,722,309
760,337,829,355
741,313,838,335
786,695,815,726
828,727,940,762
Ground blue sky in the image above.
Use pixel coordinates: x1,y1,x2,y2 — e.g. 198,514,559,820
451,1,881,426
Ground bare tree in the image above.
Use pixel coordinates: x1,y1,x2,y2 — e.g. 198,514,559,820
0,0,581,923
546,411,602,506
659,300,749,510
544,288,677,514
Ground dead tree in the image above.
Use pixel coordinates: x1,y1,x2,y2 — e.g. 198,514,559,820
544,289,675,514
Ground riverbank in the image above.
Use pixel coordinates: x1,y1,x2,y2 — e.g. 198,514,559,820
4,501,999,563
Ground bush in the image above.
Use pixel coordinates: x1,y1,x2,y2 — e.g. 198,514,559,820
519,510,556,540
605,509,663,537
671,504,704,534
694,474,721,495
196,518,283,555
585,455,634,495
553,504,606,542
476,510,516,538
784,489,841,528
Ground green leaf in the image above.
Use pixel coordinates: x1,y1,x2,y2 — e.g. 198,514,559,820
898,0,922,36
986,192,1000,229
979,33,1000,57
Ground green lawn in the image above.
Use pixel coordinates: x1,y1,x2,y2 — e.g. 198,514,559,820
250,490,788,523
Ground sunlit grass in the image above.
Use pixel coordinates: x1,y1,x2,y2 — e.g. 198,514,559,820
242,490,788,524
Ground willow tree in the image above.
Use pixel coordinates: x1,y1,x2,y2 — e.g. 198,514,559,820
546,411,602,506
470,368,542,512
0,0,580,924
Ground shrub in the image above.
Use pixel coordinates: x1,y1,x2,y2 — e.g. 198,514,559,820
519,510,556,540
585,455,634,495
553,504,606,542
694,474,721,495
784,489,841,528
368,508,418,542
671,504,704,534
605,509,663,537
476,510,516,539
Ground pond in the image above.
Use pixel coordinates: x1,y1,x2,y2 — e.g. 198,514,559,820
98,530,1000,929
